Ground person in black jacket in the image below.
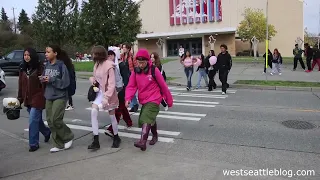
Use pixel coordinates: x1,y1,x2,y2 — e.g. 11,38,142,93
216,44,232,94
105,50,133,137
263,49,273,73
204,50,217,91
150,52,169,111
304,43,313,72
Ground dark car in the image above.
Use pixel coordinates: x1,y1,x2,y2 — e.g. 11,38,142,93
0,50,46,73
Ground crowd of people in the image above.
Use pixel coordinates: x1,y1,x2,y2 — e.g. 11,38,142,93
17,43,174,153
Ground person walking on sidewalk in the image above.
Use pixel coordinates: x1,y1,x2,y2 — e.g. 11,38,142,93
304,43,313,73
196,54,209,89
18,48,51,152
150,52,169,111
263,49,273,74
42,45,74,153
311,46,320,71
125,49,173,151
59,50,76,111
216,44,232,95
270,48,283,76
105,49,133,138
204,50,217,91
121,43,139,112
293,44,305,71
88,46,121,150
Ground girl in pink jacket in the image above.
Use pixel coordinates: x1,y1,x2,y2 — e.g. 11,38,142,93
88,46,121,150
125,49,173,151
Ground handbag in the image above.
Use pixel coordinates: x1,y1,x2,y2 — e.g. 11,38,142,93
87,82,99,102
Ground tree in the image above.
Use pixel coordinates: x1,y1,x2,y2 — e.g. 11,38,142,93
1,7,8,21
78,0,142,47
18,9,31,34
304,28,318,46
237,8,277,42
32,0,79,47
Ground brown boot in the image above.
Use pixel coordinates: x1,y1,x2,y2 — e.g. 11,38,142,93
134,124,151,151
149,122,158,145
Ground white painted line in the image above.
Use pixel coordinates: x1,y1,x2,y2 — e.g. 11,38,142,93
72,119,82,122
173,102,216,108
111,125,180,136
169,87,236,93
132,113,201,121
171,92,227,99
174,99,219,105
25,122,175,143
86,107,206,117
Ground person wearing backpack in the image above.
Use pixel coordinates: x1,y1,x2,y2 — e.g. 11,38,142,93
88,46,121,150
125,49,173,151
150,52,168,111
59,50,76,111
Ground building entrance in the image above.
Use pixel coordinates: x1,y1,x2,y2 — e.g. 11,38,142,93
167,38,202,57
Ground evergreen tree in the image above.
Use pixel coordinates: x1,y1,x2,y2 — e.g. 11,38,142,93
32,0,79,47
1,7,8,21
18,9,31,34
78,0,142,47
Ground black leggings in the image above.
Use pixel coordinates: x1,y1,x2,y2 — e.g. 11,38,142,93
161,99,167,107
68,96,73,106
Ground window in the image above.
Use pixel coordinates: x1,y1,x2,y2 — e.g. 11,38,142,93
5,52,14,60
14,51,24,60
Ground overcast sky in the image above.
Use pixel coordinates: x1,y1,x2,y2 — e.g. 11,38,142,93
0,0,318,34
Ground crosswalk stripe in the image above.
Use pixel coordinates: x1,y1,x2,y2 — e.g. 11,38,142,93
169,87,236,93
24,122,175,143
174,99,219,105
86,107,206,117
171,92,227,98
113,125,180,136
172,102,216,108
131,113,201,121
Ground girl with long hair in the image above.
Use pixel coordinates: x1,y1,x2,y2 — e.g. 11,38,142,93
204,50,217,91
180,50,195,91
18,48,51,152
195,53,208,89
88,46,121,150
270,48,283,75
150,52,168,111
42,45,74,153
59,50,76,111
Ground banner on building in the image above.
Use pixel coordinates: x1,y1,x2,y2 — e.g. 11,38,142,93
169,0,222,26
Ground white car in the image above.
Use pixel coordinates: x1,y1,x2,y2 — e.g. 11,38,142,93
0,68,6,91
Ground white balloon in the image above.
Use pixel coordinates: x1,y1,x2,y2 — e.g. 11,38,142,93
209,56,217,65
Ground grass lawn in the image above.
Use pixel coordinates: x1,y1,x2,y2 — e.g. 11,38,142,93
77,73,178,82
233,56,293,64
234,80,320,87
74,59,175,72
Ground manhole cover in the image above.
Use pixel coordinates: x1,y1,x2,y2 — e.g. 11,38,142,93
281,120,317,130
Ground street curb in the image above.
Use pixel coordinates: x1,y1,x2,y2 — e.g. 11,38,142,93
232,84,320,92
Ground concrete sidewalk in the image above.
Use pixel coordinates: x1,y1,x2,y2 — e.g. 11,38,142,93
162,60,320,87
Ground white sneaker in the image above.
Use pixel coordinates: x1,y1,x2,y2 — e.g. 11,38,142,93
222,92,226,95
270,73,274,76
65,106,74,111
279,73,282,75
164,106,169,111
50,147,63,153
64,140,73,149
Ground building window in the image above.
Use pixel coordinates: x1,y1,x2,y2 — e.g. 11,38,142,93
167,38,202,56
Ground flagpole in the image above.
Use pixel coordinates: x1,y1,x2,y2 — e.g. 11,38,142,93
265,0,269,80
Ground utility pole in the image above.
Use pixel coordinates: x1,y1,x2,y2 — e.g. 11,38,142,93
318,4,320,48
12,7,16,34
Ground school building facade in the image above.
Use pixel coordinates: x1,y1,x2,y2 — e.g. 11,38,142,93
134,0,304,57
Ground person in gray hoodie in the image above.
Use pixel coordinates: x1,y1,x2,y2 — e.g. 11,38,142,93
41,45,74,153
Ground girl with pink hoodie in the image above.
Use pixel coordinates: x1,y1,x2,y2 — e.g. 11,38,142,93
88,46,121,150
125,49,173,151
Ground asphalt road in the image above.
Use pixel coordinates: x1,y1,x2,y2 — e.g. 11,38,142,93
0,74,319,180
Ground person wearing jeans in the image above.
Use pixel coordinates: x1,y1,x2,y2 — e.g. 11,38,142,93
18,48,51,152
270,48,283,75
196,54,208,89
180,51,195,91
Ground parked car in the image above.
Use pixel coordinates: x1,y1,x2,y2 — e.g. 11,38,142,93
0,50,46,73
0,67,6,91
